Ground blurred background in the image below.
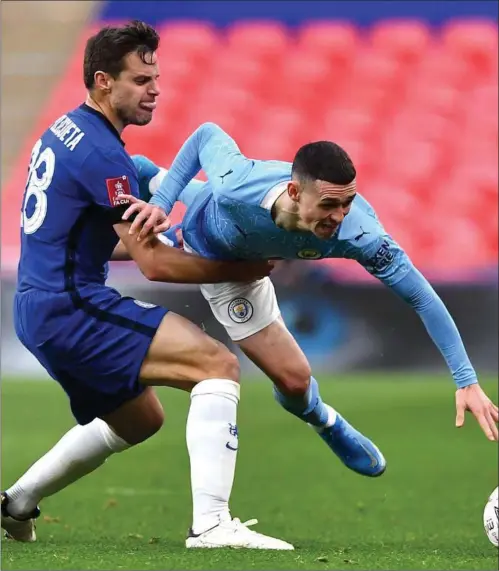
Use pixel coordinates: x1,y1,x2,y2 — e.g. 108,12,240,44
1,0,498,378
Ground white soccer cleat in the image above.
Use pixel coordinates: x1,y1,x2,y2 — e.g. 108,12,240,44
186,517,294,550
1,492,39,542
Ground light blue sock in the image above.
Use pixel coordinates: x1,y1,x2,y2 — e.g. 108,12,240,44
273,377,330,427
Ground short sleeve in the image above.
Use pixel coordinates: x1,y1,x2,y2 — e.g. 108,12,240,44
79,148,140,210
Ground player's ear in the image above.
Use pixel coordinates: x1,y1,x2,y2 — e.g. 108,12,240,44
94,71,112,93
287,181,300,202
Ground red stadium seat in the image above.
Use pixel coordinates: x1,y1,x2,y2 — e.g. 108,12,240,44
368,19,433,65
253,106,307,136
402,82,462,119
297,20,361,67
157,20,219,62
424,214,493,269
388,109,457,147
350,48,404,86
441,19,498,75
315,111,379,167
377,139,441,195
411,47,471,88
240,132,298,162
155,55,209,91
180,87,258,136
205,49,269,93
269,51,335,110
224,20,291,63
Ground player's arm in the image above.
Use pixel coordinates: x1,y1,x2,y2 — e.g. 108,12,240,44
149,122,252,213
353,235,498,440
133,154,206,207
113,222,274,284
111,240,132,261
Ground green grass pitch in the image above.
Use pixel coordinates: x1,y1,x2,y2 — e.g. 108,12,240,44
2,375,498,570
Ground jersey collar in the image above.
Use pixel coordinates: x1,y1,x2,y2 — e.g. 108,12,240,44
79,103,125,146
260,180,289,210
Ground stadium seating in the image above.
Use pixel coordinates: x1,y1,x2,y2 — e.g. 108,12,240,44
3,18,497,281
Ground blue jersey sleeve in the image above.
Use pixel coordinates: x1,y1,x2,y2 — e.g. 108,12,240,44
389,267,478,389
80,148,139,210
350,234,477,389
150,122,254,213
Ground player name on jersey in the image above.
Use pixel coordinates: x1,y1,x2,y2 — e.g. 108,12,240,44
49,115,85,152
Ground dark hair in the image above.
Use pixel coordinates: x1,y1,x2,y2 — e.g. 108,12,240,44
292,141,356,185
83,20,160,89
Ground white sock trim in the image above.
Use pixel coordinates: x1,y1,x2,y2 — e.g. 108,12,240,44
191,379,240,403
94,418,130,453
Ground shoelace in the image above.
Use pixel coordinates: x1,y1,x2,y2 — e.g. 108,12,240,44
231,518,259,532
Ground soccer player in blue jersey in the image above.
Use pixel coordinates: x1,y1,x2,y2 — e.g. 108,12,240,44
122,123,499,472
1,26,294,551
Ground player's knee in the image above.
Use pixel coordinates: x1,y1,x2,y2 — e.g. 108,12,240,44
202,342,240,383
101,387,165,446
128,406,165,445
275,362,312,397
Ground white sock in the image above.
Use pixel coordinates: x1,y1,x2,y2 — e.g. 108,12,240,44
5,418,130,518
186,379,240,535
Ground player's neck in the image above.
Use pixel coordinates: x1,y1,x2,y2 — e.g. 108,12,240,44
273,192,301,231
85,95,124,134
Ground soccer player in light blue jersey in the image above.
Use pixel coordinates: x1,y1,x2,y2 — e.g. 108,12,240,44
122,123,498,477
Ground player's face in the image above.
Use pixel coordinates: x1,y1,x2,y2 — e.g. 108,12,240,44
110,51,160,127
293,179,357,239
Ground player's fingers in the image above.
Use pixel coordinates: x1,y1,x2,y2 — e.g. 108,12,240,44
154,218,171,233
120,194,139,203
490,405,499,423
475,411,495,441
138,211,158,241
485,410,498,441
129,210,150,235
455,403,465,427
122,202,143,221
490,418,499,441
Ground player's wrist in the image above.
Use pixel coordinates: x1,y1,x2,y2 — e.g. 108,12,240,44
455,378,478,390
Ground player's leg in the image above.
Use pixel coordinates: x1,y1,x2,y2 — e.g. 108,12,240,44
134,311,243,537
3,292,169,538
128,308,292,549
2,392,154,523
201,278,386,478
4,307,236,531
4,292,292,548
134,311,292,548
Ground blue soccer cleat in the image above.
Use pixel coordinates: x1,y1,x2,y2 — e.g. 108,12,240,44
131,155,165,201
314,411,386,477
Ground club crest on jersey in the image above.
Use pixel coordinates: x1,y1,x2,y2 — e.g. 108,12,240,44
106,175,131,207
297,249,322,260
228,297,253,323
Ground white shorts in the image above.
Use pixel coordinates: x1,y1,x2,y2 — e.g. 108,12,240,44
200,278,281,341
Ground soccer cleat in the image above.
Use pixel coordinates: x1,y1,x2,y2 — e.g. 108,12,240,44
186,517,295,550
1,492,40,542
314,413,386,477
131,155,166,201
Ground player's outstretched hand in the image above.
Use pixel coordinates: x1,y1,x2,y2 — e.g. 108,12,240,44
455,383,499,441
121,195,171,240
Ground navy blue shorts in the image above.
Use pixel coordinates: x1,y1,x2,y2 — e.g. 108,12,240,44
14,286,168,425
